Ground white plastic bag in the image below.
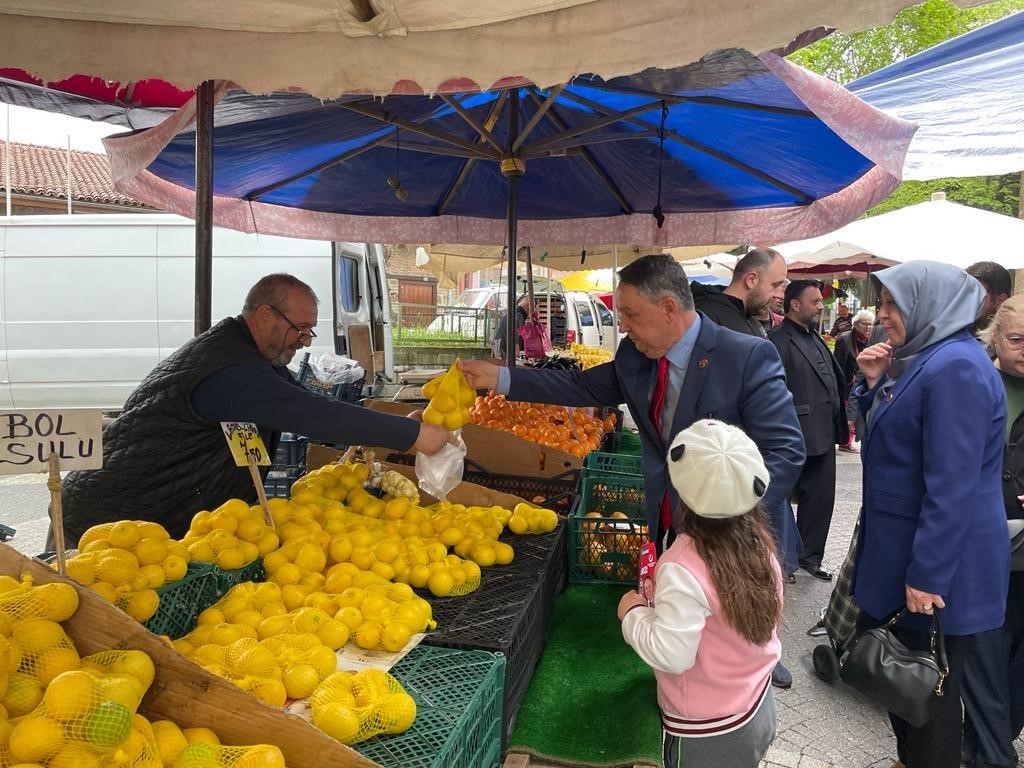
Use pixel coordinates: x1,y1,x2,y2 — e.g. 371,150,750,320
308,352,365,384
415,430,466,500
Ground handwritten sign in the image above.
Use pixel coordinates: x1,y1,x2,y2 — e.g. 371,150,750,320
0,409,103,474
220,422,270,468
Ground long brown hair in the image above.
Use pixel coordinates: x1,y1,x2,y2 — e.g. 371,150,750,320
681,504,782,646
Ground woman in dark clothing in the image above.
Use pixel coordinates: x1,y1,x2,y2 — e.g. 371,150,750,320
833,309,874,451
962,294,1024,768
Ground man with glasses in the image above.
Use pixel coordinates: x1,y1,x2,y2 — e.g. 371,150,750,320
60,273,451,542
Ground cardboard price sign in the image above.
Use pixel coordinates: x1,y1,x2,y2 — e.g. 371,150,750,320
220,422,275,528
220,422,271,468
0,409,103,474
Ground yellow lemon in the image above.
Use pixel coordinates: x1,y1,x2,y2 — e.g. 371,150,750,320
216,547,248,572
64,555,97,586
354,621,382,650
283,664,321,699
133,538,169,566
150,719,188,765
234,745,287,768
109,650,155,690
161,555,188,583
41,670,96,721
48,741,103,768
123,589,161,622
376,692,417,734
270,563,302,587
493,542,515,566
314,703,361,744
183,726,221,745
427,571,454,598
335,606,363,632
32,646,81,686
77,523,115,551
507,514,529,535
8,715,66,763
108,520,142,550
470,541,497,567
317,619,350,651
251,678,288,708
380,622,412,653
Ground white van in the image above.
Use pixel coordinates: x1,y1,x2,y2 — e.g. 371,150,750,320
563,290,617,353
0,213,392,410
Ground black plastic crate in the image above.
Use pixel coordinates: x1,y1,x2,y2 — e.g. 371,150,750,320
420,524,565,750
264,470,298,498
296,351,365,402
384,454,580,514
273,433,308,471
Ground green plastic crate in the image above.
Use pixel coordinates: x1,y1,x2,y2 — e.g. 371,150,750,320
144,562,219,639
355,646,504,768
583,451,644,482
569,473,647,585
212,558,266,597
618,429,642,455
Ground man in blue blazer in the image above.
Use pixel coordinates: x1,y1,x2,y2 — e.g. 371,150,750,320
461,254,805,687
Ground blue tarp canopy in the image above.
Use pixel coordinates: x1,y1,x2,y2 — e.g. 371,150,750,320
105,48,912,247
851,11,1024,180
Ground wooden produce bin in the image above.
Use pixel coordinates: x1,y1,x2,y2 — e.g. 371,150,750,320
362,399,582,478
0,543,380,768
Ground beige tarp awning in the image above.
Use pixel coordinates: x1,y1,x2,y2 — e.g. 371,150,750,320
0,1,985,96
398,243,736,284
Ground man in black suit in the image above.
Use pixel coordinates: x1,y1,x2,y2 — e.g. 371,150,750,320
769,280,848,581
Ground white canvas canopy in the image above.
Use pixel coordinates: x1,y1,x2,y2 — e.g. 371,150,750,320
0,0,986,97
774,193,1024,272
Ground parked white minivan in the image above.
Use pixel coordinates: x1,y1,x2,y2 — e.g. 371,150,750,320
563,290,617,353
0,213,392,410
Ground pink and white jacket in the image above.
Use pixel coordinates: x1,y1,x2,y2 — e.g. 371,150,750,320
621,534,782,737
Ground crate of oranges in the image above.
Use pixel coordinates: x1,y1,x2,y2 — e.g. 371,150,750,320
469,393,617,458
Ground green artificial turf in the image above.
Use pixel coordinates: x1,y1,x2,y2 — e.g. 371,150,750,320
508,584,662,767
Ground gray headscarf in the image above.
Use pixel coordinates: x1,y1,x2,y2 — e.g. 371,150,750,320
871,260,985,379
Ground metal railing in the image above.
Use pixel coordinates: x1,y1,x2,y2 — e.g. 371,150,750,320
390,302,496,347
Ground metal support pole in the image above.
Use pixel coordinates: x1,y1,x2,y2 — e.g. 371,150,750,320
612,245,620,352
194,80,215,335
505,173,519,367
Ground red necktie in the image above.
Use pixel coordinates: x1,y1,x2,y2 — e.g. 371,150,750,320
649,357,672,533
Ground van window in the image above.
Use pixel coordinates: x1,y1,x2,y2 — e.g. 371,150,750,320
338,255,361,312
595,301,614,327
575,301,595,327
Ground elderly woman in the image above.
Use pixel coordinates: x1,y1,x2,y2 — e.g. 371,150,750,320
961,294,1024,768
853,261,1009,768
834,309,875,452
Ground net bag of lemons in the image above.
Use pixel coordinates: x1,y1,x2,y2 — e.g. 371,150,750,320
310,668,416,745
416,361,473,501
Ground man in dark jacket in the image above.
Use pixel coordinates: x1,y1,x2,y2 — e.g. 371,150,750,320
769,279,849,582
61,273,451,541
691,248,788,339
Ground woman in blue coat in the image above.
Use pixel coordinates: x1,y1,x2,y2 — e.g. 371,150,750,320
853,260,1009,768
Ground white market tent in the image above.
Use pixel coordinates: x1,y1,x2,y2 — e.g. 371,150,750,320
774,193,1024,273
0,1,988,97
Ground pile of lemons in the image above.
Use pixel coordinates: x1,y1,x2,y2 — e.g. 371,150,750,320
0,575,289,768
184,498,281,571
310,668,417,745
421,361,477,430
507,502,560,535
61,521,190,622
569,342,613,369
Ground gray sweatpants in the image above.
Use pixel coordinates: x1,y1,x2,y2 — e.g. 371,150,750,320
661,688,777,768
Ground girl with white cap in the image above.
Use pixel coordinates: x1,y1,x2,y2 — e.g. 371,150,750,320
618,419,782,767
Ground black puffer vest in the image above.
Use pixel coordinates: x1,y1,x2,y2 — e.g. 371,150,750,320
61,317,290,542
1004,408,1024,521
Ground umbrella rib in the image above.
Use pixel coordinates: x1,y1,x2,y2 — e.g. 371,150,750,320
559,89,814,203
581,80,815,118
528,88,632,214
337,101,502,160
438,94,504,153
519,99,666,155
437,91,509,216
511,84,565,153
378,140,492,160
524,130,657,157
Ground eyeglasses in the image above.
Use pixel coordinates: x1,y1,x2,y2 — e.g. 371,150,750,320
999,332,1024,351
269,305,317,341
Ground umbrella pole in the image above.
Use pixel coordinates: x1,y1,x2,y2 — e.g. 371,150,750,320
505,172,519,367
612,245,619,353
194,79,215,335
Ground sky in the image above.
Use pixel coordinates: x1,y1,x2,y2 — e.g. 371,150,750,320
4,103,119,153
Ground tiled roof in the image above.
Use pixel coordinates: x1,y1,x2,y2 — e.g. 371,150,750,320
0,141,150,208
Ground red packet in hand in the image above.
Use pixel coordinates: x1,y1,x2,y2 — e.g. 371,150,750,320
638,541,657,606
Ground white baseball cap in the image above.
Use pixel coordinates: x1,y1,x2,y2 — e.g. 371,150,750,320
667,419,770,519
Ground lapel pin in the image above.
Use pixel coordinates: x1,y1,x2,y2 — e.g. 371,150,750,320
884,391,894,402
698,357,709,369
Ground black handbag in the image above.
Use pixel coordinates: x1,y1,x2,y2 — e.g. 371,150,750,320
838,608,948,728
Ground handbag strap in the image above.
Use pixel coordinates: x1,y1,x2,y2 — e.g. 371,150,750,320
886,607,950,696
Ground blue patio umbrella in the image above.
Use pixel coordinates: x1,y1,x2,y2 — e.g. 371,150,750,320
105,47,914,362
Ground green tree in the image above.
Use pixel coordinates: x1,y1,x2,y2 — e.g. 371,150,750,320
789,0,1024,84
